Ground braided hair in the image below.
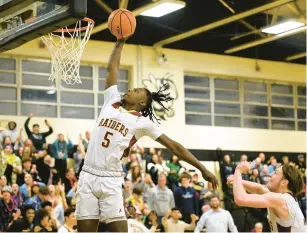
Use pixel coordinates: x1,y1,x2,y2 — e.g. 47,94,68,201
142,83,173,123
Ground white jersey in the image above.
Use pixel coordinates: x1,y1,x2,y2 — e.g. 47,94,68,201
267,193,306,232
83,85,163,176
128,219,155,233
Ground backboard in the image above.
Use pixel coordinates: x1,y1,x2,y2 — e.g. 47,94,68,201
0,0,87,53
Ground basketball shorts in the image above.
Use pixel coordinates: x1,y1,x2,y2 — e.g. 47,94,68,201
75,170,126,224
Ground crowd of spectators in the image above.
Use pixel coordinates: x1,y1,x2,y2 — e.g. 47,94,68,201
0,114,306,232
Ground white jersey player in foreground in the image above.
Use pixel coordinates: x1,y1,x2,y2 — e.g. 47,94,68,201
76,39,218,232
228,162,305,232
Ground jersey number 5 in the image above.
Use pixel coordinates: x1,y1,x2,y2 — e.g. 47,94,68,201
102,132,113,148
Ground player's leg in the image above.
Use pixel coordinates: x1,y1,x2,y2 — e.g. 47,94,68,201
99,177,127,232
107,220,128,232
75,172,100,232
77,219,99,232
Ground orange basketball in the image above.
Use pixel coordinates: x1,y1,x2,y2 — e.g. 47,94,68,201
108,9,136,40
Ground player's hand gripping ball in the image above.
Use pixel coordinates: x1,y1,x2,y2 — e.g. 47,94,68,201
108,9,136,40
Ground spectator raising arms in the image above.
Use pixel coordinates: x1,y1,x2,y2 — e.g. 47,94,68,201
24,113,53,151
162,208,196,232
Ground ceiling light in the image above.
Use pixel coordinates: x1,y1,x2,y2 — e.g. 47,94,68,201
261,20,305,34
140,1,186,17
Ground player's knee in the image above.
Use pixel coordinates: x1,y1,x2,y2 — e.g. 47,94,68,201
107,220,128,232
77,219,99,232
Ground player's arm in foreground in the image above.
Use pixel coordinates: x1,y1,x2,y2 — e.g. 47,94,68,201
105,40,125,90
157,135,218,189
233,162,284,208
227,174,269,194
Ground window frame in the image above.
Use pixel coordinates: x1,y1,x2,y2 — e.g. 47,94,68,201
0,56,131,119
184,72,305,131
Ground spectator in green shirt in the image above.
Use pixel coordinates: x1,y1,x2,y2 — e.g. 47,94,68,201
167,155,185,191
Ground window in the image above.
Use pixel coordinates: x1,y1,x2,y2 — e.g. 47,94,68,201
61,106,94,119
61,65,93,90
0,58,15,70
0,72,16,84
98,67,128,92
0,86,17,115
243,81,268,129
214,78,240,127
0,58,17,115
184,75,211,125
0,56,130,119
97,66,129,113
184,73,304,131
270,84,294,130
21,104,57,117
297,85,306,131
20,59,56,117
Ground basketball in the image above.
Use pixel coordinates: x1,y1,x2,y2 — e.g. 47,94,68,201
108,9,136,40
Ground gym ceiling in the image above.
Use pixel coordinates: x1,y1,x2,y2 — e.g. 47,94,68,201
87,0,307,64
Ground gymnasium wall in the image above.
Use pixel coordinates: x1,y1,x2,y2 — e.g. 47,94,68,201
1,39,306,153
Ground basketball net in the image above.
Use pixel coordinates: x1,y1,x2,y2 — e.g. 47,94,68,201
41,18,94,85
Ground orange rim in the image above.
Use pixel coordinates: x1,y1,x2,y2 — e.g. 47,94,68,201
54,17,95,33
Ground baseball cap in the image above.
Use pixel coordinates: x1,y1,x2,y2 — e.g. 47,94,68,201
2,185,12,194
298,154,305,159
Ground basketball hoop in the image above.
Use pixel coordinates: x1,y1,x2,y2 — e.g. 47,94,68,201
41,18,95,85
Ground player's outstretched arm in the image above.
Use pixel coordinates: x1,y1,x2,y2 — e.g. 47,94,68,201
156,134,218,189
227,174,269,195
105,40,125,90
233,162,284,208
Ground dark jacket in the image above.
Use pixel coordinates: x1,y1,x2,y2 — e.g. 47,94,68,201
24,118,53,151
0,198,18,232
174,186,199,215
7,219,34,232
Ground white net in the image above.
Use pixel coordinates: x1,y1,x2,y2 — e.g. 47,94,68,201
41,19,94,85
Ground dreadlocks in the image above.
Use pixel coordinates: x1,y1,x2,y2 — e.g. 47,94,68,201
142,83,174,123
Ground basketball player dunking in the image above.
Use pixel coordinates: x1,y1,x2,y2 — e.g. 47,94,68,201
76,39,218,232
228,162,305,232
